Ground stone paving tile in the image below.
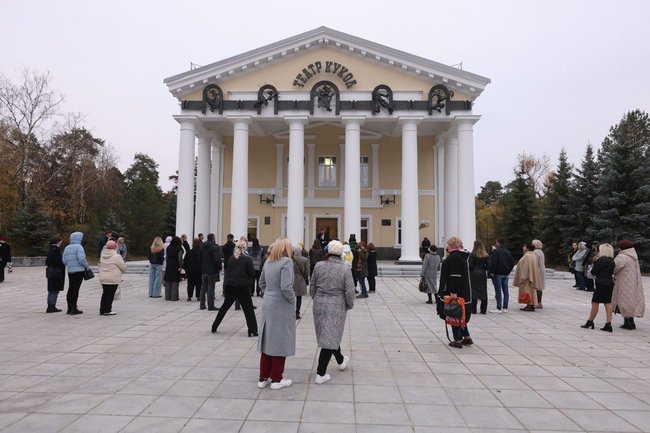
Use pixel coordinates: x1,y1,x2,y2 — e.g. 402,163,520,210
1,268,649,432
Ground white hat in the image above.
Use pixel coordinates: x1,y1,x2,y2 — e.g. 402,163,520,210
327,240,344,256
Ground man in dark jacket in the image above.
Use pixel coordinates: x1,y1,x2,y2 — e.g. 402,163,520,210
0,235,12,283
222,234,235,269
200,233,222,311
488,238,515,314
438,236,472,348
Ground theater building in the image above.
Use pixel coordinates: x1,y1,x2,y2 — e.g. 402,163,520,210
164,27,490,261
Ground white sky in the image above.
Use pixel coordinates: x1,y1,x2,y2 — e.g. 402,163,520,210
2,0,649,192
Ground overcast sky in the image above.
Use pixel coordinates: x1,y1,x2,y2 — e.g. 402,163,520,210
3,0,649,192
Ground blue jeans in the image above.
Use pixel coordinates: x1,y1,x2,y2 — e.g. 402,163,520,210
47,291,59,305
492,275,509,310
149,264,163,297
575,271,586,290
358,275,367,296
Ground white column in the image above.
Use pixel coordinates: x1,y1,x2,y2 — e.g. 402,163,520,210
338,143,345,200
371,143,380,201
286,117,307,246
399,118,422,262
230,117,250,240
209,138,223,235
176,119,196,238
307,143,315,199
217,143,225,240
436,138,445,246
195,132,212,237
275,143,284,200
444,133,459,241
457,119,477,246
343,117,364,242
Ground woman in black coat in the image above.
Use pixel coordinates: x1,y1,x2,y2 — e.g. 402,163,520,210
211,240,258,336
45,237,65,313
581,243,616,332
438,236,473,348
469,240,489,314
366,242,378,292
183,238,203,301
164,236,184,301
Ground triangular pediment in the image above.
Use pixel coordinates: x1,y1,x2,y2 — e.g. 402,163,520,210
164,27,490,101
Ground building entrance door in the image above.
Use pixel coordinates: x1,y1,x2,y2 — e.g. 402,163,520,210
315,218,338,243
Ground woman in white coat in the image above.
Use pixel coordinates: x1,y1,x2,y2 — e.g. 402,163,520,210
98,240,127,315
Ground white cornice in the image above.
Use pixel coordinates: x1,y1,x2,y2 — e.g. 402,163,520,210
164,26,490,101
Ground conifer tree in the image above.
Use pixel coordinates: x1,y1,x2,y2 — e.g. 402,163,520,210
9,195,52,255
566,144,599,246
593,110,650,269
502,161,537,259
100,210,127,239
538,149,573,264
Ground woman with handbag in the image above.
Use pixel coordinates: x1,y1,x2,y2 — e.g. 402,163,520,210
513,242,542,311
438,236,473,348
98,240,127,315
581,243,616,332
62,231,90,315
45,237,66,313
420,244,440,304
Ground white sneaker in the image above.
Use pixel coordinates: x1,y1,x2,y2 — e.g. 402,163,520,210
502,308,508,313
315,374,331,384
270,379,292,390
257,378,272,389
338,356,349,371
489,309,502,314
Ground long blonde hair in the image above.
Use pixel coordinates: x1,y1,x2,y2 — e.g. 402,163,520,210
151,236,163,253
233,239,247,259
472,240,488,258
268,237,292,261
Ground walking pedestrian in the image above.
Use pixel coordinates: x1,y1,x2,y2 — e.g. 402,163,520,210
421,244,441,304
200,233,222,311
367,242,378,293
489,238,515,313
292,246,310,319
184,238,202,301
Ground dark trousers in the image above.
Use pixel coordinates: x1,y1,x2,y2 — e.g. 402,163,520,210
254,270,262,295
0,264,5,282
451,308,472,341
317,347,344,376
368,275,376,292
259,352,286,382
200,274,218,308
100,284,118,314
537,290,543,304
211,284,258,334
47,290,59,306
66,272,84,311
585,277,594,292
351,269,358,287
296,296,302,315
470,299,487,314
187,274,201,299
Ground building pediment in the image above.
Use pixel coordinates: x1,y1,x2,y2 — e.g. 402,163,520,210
164,27,490,101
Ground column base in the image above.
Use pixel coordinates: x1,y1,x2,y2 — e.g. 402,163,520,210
395,259,423,265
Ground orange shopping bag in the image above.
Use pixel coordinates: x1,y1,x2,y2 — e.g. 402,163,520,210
443,296,466,327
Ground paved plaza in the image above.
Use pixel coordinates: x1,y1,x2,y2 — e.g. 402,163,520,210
1,267,649,433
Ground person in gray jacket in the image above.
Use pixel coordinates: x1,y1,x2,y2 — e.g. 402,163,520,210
62,231,89,315
257,237,296,390
310,240,354,384
420,244,441,304
572,242,588,291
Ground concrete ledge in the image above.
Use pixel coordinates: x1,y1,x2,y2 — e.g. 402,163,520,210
12,257,46,267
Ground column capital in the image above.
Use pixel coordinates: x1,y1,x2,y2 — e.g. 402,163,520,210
276,142,285,149
307,142,316,149
398,115,424,125
371,143,380,149
283,115,309,126
227,115,252,125
453,115,480,129
196,131,214,141
341,115,366,126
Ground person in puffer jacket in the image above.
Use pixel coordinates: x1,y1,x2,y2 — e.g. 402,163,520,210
62,231,90,315
98,240,127,315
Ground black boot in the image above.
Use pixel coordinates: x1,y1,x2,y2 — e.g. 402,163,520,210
629,318,636,330
46,304,54,313
620,318,632,329
580,320,594,329
600,322,613,332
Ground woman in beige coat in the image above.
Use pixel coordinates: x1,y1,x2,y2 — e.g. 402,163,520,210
98,240,127,315
613,240,645,330
513,242,541,312
532,240,546,308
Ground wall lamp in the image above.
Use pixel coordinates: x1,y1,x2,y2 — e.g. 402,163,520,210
380,194,396,205
259,194,275,204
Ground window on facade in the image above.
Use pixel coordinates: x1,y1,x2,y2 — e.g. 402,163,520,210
360,218,369,244
360,156,369,188
318,156,337,187
247,217,258,241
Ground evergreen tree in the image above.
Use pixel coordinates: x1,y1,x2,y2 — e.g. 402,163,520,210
538,149,573,265
9,195,52,255
502,162,537,260
566,144,599,246
100,210,127,239
593,110,650,269
123,154,164,255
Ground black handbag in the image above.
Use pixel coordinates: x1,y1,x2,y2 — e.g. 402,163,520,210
83,268,95,280
46,266,64,279
418,277,428,292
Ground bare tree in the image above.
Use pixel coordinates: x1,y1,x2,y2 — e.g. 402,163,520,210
517,152,551,197
0,68,64,204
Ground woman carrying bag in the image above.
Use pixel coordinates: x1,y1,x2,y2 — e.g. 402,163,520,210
98,240,127,315
45,237,66,313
